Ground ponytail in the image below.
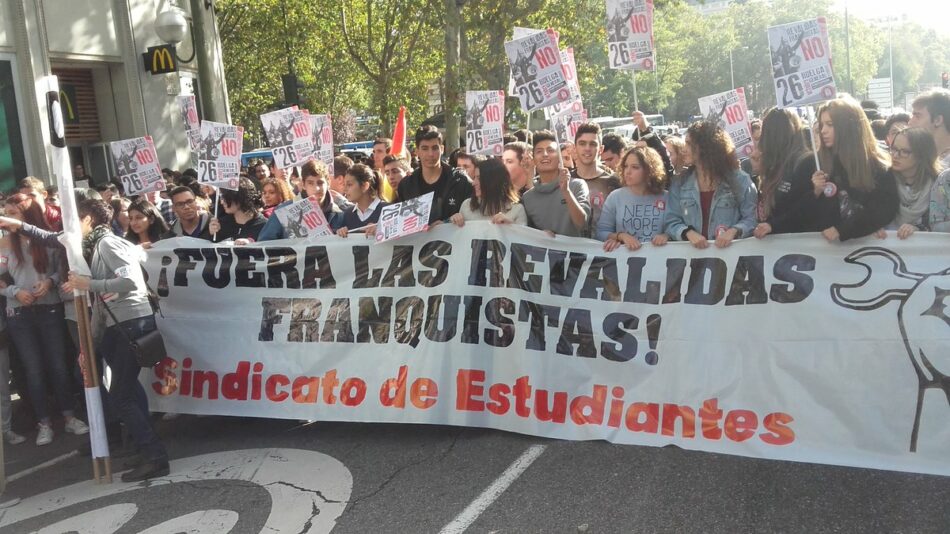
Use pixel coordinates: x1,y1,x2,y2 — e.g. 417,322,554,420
347,163,380,198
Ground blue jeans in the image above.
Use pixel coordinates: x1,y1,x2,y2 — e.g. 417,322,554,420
7,304,75,423
98,314,167,462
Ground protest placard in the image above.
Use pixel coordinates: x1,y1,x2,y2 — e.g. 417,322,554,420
698,88,754,157
261,107,314,168
508,27,545,95
375,192,434,243
768,17,836,108
109,136,164,196
309,113,334,171
505,29,571,112
177,95,201,163
197,121,243,190
545,48,583,119
606,0,655,70
465,91,506,156
273,196,332,239
552,102,589,145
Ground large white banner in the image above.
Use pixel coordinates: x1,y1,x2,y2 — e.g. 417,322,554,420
768,17,836,108
142,225,950,476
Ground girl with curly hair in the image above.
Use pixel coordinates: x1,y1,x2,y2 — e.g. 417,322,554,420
664,121,758,249
597,146,669,251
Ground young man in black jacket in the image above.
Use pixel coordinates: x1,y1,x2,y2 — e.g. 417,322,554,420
396,125,473,225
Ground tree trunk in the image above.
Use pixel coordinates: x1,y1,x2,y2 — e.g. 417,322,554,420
443,0,462,151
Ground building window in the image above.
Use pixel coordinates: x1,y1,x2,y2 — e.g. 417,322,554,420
0,59,27,192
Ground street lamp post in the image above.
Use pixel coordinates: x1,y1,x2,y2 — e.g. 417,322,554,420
155,2,229,123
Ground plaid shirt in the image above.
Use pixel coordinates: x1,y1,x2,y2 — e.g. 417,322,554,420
157,197,177,226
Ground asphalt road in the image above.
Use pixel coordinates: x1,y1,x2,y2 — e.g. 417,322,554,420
0,413,948,533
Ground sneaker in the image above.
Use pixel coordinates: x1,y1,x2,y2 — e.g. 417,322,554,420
4,430,26,445
64,418,90,435
36,423,53,446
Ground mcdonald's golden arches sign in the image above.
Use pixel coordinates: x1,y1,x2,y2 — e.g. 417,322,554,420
143,45,178,74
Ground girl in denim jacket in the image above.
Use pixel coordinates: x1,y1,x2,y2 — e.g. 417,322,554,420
664,121,758,249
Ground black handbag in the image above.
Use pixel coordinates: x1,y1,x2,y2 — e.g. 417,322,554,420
100,300,167,368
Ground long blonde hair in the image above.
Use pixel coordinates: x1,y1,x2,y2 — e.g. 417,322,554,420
817,95,890,192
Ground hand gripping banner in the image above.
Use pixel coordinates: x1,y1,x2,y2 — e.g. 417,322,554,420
142,225,950,476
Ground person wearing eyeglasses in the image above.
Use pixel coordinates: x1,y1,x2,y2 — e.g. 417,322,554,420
162,186,212,240
880,128,939,239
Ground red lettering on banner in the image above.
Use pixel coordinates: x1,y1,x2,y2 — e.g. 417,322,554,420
625,402,660,433
222,361,250,400
760,412,796,445
606,387,625,428
456,369,485,411
380,365,409,408
193,370,219,400
181,358,193,396
699,398,724,439
340,378,367,406
410,378,438,409
535,390,567,423
251,362,264,400
292,376,320,403
151,362,797,448
487,383,511,415
322,370,340,405
661,404,696,438
513,376,532,418
569,385,607,425
152,357,179,396
266,374,290,402
724,410,758,442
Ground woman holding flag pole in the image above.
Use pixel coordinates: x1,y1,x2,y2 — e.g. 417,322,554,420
62,199,170,482
809,95,897,242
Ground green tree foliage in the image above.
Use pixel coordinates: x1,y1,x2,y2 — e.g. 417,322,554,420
219,0,926,144
872,21,950,106
218,0,370,144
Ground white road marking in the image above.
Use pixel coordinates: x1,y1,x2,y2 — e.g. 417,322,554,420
138,510,239,534
0,448,352,533
35,503,137,534
439,444,547,534
7,451,79,483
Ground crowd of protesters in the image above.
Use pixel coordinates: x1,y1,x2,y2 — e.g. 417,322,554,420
0,88,947,482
